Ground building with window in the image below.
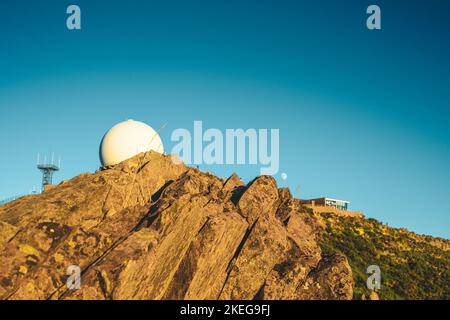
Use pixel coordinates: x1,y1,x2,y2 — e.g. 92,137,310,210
301,197,350,211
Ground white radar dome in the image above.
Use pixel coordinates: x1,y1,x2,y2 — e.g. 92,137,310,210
100,120,164,167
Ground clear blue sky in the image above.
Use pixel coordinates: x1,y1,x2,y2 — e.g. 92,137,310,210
0,0,449,238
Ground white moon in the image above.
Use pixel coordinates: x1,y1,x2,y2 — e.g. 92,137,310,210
99,120,164,167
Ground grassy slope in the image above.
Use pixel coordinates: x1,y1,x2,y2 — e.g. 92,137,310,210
315,211,450,300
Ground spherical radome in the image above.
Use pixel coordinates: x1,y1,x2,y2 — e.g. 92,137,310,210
99,120,164,167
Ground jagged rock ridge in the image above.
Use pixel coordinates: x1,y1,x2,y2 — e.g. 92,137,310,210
0,152,353,300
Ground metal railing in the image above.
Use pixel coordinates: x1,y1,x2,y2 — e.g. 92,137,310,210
0,194,26,206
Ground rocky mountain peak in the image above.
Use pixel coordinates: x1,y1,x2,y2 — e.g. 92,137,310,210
0,152,353,300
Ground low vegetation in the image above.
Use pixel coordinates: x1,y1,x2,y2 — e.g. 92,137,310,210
316,211,450,300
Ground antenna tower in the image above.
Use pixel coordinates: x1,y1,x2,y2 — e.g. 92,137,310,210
37,153,60,193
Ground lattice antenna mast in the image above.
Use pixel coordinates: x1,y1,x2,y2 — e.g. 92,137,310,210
37,152,60,193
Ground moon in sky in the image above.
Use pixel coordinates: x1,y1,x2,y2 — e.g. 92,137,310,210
99,120,164,167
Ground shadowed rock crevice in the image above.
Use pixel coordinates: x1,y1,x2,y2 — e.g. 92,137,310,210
253,282,266,300
218,218,258,298
151,180,174,202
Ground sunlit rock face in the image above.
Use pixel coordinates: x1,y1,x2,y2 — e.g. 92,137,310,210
0,152,354,300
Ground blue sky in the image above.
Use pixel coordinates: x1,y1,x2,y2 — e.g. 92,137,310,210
0,0,449,238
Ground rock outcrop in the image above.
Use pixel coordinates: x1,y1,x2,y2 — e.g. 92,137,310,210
0,152,353,300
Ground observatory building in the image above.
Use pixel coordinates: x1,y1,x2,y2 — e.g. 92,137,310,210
100,120,164,167
301,197,350,211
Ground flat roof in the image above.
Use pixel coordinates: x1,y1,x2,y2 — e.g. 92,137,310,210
305,197,350,204
324,197,350,204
